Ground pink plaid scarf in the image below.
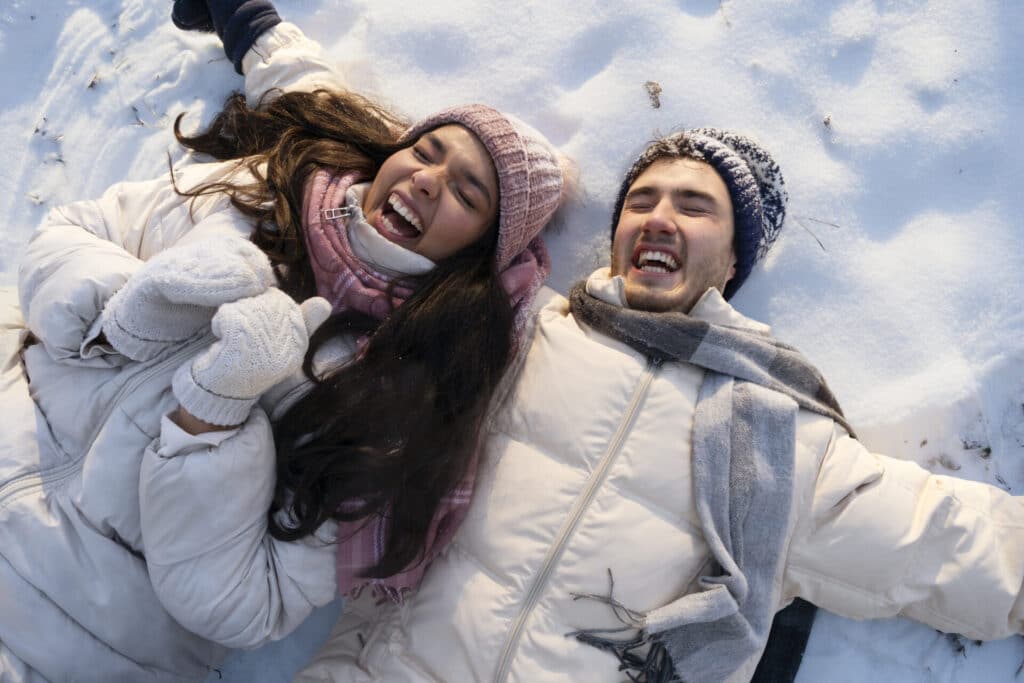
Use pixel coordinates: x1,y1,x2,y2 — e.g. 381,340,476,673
301,167,550,602
302,170,414,319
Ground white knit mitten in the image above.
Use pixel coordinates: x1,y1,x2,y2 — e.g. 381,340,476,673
172,290,332,426
101,236,275,361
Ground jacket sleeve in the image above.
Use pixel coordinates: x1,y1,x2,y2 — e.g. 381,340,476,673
783,417,1024,640
18,177,169,366
138,408,338,648
241,22,350,106
17,174,251,367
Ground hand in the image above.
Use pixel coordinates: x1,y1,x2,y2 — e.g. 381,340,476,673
101,235,275,362
171,0,282,74
172,291,332,427
172,0,214,32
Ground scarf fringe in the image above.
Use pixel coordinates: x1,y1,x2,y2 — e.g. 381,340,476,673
566,570,681,683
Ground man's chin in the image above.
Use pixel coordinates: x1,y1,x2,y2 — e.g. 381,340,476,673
623,282,691,313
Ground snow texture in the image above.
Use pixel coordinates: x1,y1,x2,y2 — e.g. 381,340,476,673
1,0,1022,680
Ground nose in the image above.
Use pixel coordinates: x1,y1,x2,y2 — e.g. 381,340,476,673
642,198,676,236
411,166,444,199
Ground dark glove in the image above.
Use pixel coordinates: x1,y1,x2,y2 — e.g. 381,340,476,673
171,0,282,75
171,0,214,32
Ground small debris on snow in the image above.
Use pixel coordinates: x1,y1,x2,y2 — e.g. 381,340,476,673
945,632,967,657
644,81,662,109
930,454,961,471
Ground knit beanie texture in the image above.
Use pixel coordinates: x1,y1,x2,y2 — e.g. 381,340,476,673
401,105,564,271
609,128,787,300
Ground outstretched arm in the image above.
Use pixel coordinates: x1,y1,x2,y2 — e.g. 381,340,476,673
172,0,282,74
172,0,348,104
784,417,1024,640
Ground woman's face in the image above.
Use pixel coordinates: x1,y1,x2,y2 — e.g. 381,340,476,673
362,124,500,261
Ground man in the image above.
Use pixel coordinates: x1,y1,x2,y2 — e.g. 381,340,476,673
297,130,1024,683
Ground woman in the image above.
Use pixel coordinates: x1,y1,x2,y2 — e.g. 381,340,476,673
0,1,565,680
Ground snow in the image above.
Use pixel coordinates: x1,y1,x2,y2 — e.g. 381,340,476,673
1,0,1022,680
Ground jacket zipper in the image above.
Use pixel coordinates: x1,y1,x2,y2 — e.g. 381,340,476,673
492,360,659,683
0,336,210,507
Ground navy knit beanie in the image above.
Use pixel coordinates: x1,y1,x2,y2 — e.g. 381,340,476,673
609,128,787,300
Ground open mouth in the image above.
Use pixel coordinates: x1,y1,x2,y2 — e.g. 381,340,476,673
380,193,423,239
632,248,680,274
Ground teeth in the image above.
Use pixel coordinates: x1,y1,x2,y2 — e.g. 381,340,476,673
381,215,399,236
636,250,679,271
388,194,423,232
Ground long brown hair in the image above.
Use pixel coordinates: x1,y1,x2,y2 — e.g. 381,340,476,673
173,88,407,299
174,89,513,577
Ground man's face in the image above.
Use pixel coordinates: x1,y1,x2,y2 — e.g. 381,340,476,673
610,158,736,313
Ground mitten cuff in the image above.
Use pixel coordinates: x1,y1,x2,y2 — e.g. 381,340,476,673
101,307,192,362
172,361,255,427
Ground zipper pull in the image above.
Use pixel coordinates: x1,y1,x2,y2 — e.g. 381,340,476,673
322,206,355,221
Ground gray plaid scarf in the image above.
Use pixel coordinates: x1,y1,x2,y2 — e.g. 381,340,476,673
568,283,852,682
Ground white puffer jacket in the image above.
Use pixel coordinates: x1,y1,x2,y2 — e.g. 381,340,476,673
297,283,1024,683
0,24,349,682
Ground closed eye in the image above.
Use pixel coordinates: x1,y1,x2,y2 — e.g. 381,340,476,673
623,188,657,212
412,146,431,163
457,187,477,210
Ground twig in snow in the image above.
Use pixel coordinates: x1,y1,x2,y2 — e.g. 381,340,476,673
130,105,146,126
799,216,841,229
793,217,827,252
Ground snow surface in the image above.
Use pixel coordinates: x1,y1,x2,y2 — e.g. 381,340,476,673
1,0,1022,680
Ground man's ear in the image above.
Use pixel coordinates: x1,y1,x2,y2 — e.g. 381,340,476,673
726,248,737,283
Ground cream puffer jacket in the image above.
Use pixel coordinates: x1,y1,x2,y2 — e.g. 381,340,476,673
0,24,348,682
296,283,1024,683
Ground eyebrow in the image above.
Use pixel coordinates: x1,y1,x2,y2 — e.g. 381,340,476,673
425,133,495,210
625,185,720,207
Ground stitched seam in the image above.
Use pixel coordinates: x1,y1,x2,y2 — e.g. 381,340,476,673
602,479,704,536
110,312,200,344
188,364,253,402
785,563,895,610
